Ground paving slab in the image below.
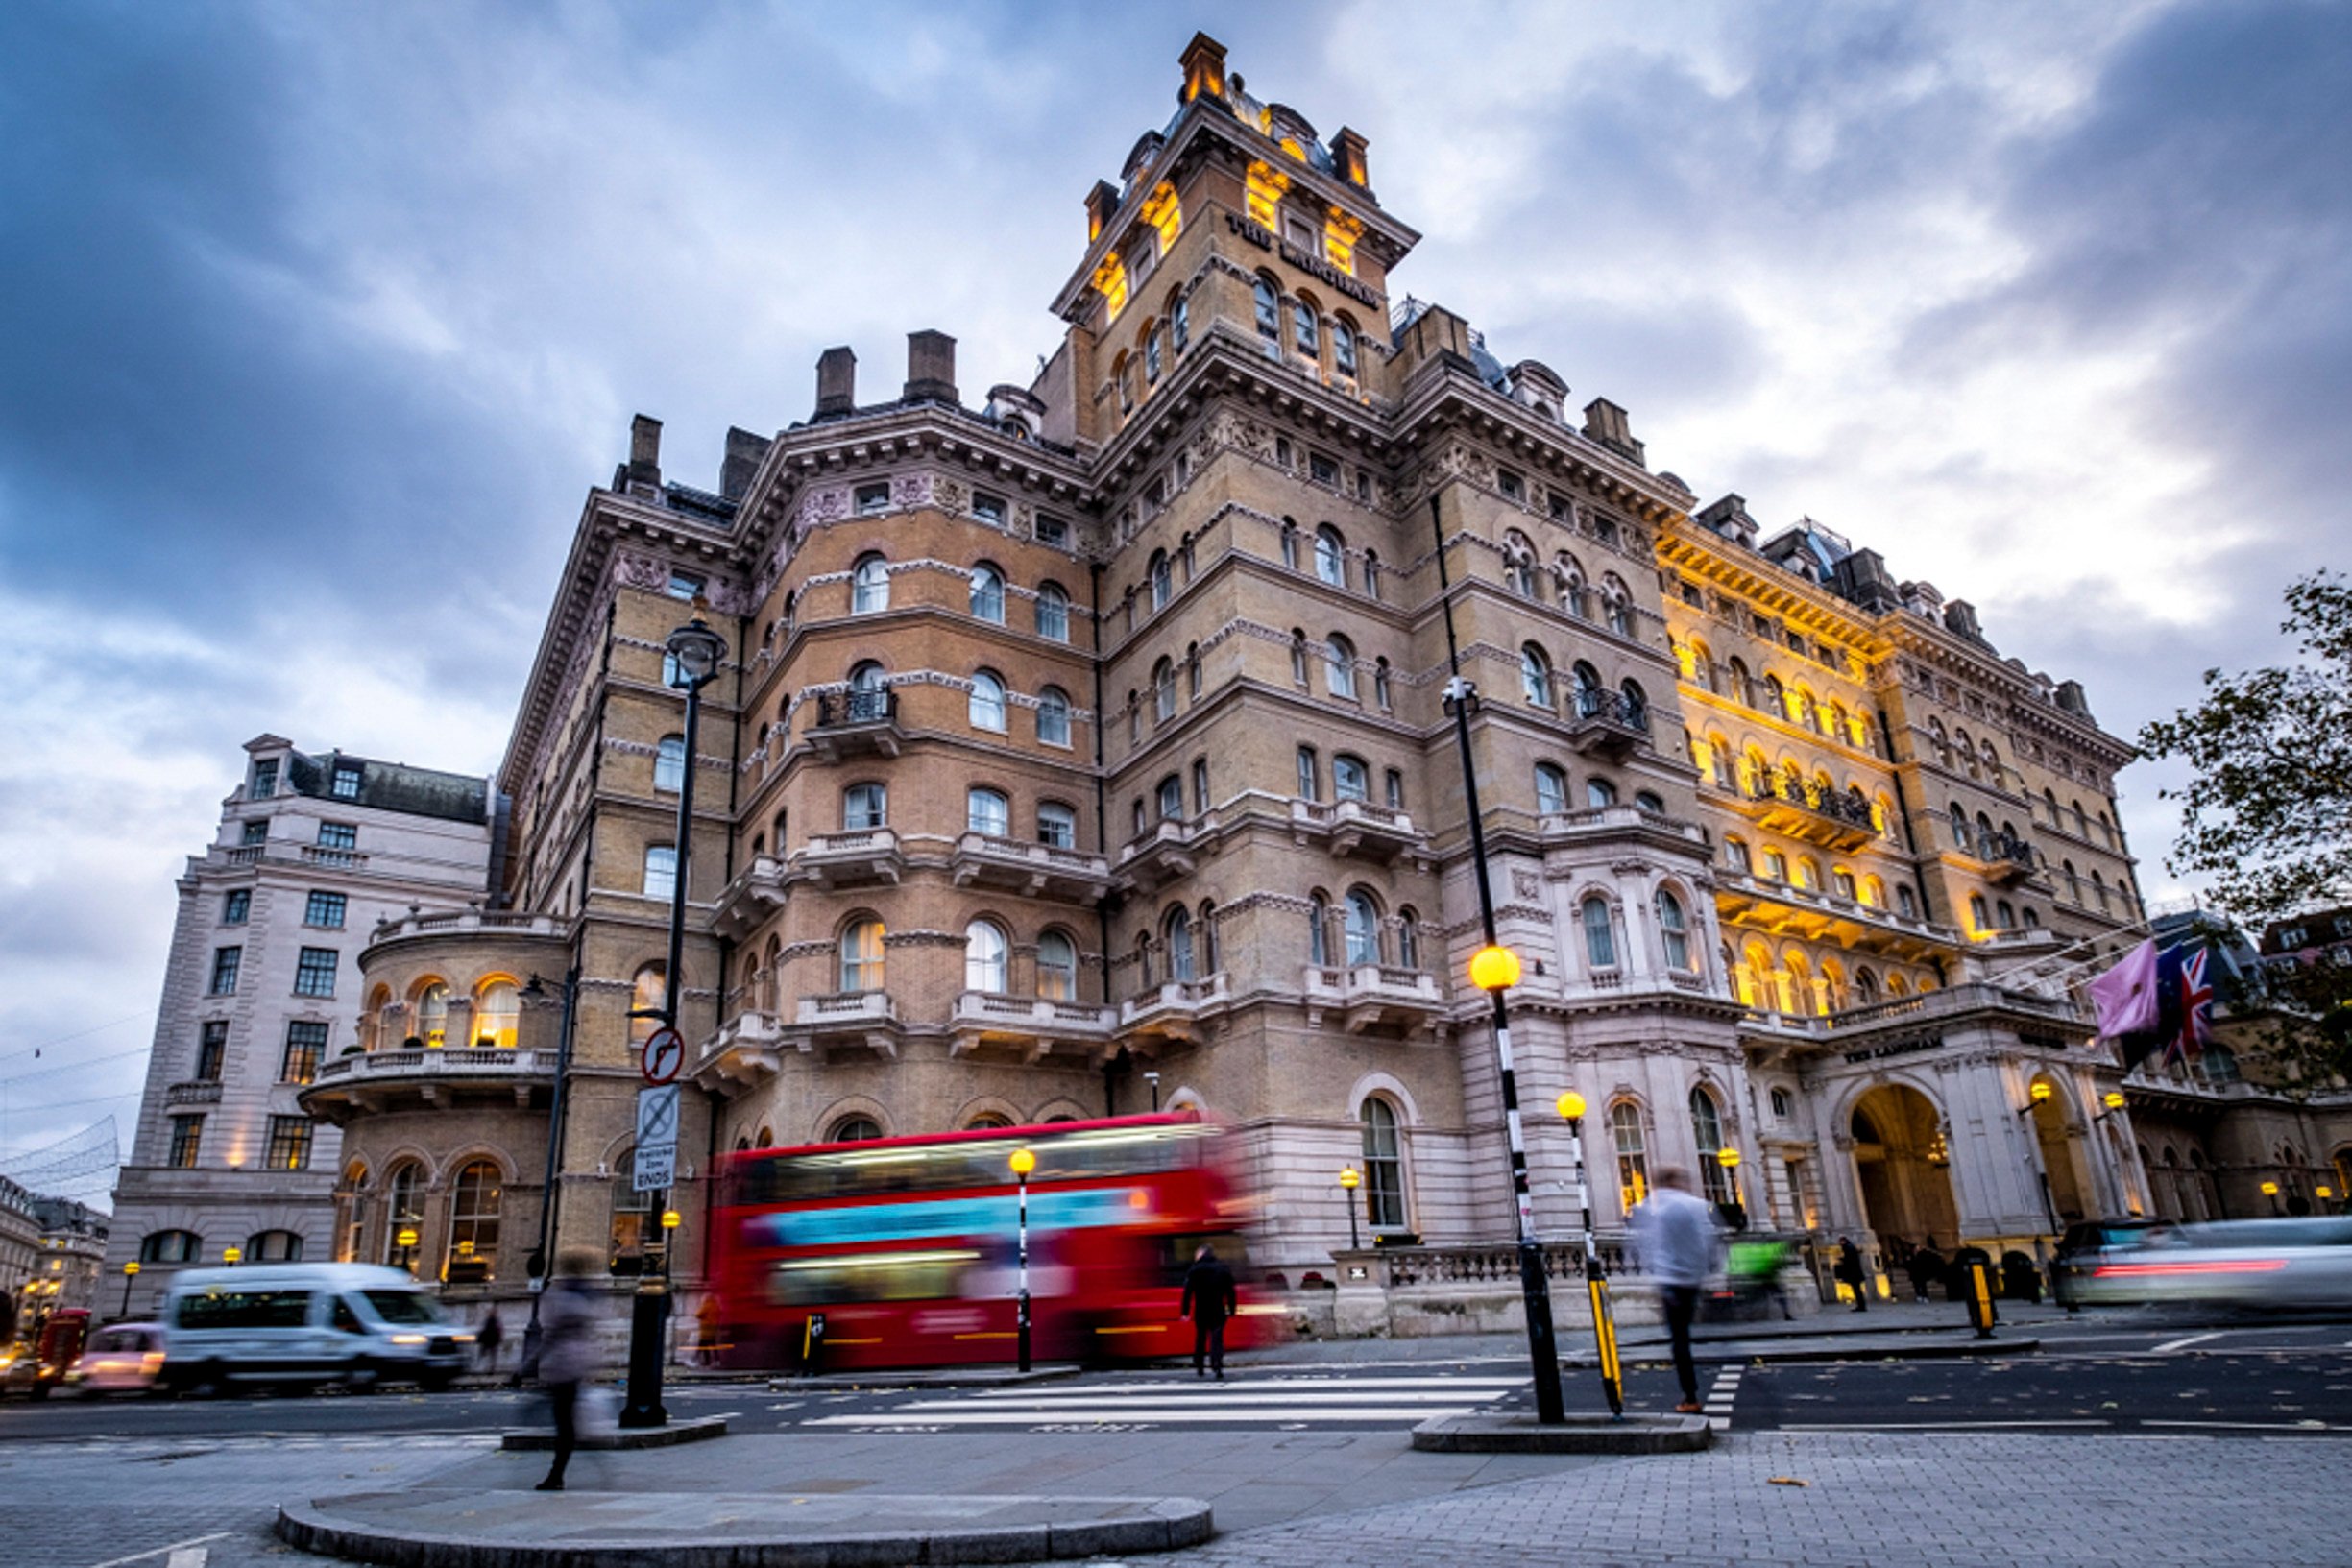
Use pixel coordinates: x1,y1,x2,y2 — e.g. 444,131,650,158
277,1485,1210,1567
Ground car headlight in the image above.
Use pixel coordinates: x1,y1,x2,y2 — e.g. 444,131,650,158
388,1334,429,1345
453,1333,475,1344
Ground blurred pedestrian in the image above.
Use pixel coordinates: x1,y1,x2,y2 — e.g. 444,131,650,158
1836,1238,1869,1312
1906,1241,1945,1303
476,1307,504,1372
1632,1167,1719,1414
534,1249,600,1492
1179,1242,1237,1380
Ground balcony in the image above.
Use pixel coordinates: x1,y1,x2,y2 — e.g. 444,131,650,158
300,1046,555,1122
797,828,903,888
1960,831,2042,887
1564,688,1651,760
1738,979,2091,1050
713,855,792,939
807,688,903,760
951,833,1111,902
1715,870,1960,964
1538,803,1709,853
1288,798,1425,864
1303,963,1447,1038
792,990,899,1054
1115,817,1203,893
165,1079,223,1106
950,993,1117,1061
1724,777,1883,852
1119,974,1230,1042
696,1010,786,1089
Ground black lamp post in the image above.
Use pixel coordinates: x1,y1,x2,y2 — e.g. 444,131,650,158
1010,1146,1035,1372
119,1262,139,1319
620,614,725,1431
1430,495,1564,1426
519,963,580,1383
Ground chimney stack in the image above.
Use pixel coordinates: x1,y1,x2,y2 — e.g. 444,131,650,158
626,415,662,490
1084,180,1123,243
815,347,857,418
1334,126,1370,187
904,329,958,405
1178,32,1228,106
721,427,770,500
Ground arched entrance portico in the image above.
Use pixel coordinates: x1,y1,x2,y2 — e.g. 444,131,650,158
2027,1076,2093,1228
1850,1083,1959,1250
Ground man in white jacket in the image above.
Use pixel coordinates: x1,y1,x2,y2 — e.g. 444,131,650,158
1630,1168,1719,1414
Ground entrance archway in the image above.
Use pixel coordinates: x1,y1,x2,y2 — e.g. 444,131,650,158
2027,1078,2092,1226
1850,1084,1959,1249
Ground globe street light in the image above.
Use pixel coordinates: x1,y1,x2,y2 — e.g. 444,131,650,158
1337,1167,1363,1252
119,1261,139,1319
1556,1091,1622,1416
1716,1146,1747,1231
222,1246,243,1267
2261,1179,2282,1215
1009,1147,1036,1372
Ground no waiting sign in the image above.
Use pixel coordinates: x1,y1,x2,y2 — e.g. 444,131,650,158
634,1084,679,1192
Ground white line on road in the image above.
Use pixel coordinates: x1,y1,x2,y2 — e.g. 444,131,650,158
903,1390,1504,1408
81,1533,229,1568
2140,1419,2352,1433
165,1553,206,1568
1777,1420,2113,1431
2153,1331,2228,1353
804,1406,1479,1426
1703,1369,1741,1432
1058,1376,1522,1394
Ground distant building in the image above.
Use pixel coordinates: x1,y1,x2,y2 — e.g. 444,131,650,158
0,1182,105,1334
104,736,495,1314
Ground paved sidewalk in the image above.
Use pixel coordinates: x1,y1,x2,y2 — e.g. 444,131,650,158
1169,1429,2352,1567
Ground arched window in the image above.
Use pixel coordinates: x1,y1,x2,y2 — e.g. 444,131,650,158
1535,762,1569,815
1292,298,1321,356
2064,860,2082,901
1187,642,1202,700
1308,894,1331,967
1334,318,1358,377
1620,678,1649,729
1372,657,1393,711
1728,657,1755,708
1364,549,1382,600
1315,525,1346,587
1036,687,1072,747
840,918,885,992
1344,890,1380,966
845,659,888,722
1325,635,1358,699
2091,868,2109,910
1153,658,1177,721
1586,778,1619,808
1582,895,1617,969
1611,1102,1649,1210
1035,583,1071,642
1157,774,1185,821
968,670,1007,732
1290,628,1310,685
1794,856,1820,891
1150,550,1173,610
966,786,1009,837
642,842,678,900
1144,322,1164,383
1996,898,2017,929
964,920,1009,993
1557,555,1590,619
140,1229,203,1265
1604,577,1634,638
1503,532,1538,597
844,781,886,830
1951,804,1974,854
1198,899,1221,974
1251,275,1283,344
832,1116,884,1143
654,734,685,793
414,981,449,1049
1037,930,1079,1001
473,980,520,1049
852,554,889,614
1690,1089,1729,1203
1521,644,1554,708
610,1149,658,1276
1396,907,1421,970
970,564,1006,622
241,1228,302,1264
1571,661,1604,716
1165,906,1197,981
1897,884,1919,918
1968,894,1991,932
447,1160,500,1282
383,1160,424,1269
1280,519,1300,570
1333,754,1370,803
1171,287,1190,351
1657,890,1691,972
1297,745,1320,800
1360,1098,1406,1228
1855,966,1881,1004
629,964,665,1044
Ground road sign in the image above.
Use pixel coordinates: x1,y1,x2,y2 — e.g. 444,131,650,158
640,1026,685,1086
634,1084,679,1192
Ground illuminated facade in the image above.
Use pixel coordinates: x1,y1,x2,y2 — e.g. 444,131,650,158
302,34,2170,1325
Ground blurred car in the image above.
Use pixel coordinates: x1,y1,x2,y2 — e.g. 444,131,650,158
2051,1218,2175,1306
63,1322,167,1396
2080,1217,2352,1311
0,1309,92,1399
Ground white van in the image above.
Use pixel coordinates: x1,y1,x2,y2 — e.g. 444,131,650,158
161,1263,472,1394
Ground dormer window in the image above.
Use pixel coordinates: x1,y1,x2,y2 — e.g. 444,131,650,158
251,759,279,800
330,763,362,801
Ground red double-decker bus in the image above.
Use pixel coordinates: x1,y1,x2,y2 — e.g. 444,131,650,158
708,1113,1267,1371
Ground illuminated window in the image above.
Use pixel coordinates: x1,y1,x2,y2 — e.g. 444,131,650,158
264,1115,313,1171
1142,181,1181,250
1092,251,1128,320
168,1115,204,1170
446,1160,499,1283
1691,1090,1729,1203
1037,930,1079,1000
1612,1102,1649,1211
1245,161,1288,229
965,920,1009,993
840,919,885,992
415,981,449,1047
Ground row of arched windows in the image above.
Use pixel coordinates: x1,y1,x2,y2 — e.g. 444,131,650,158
1722,836,1909,916
1519,644,1649,726
1278,519,1385,600
1252,274,1365,382
1532,760,1662,816
360,977,522,1052
1682,639,1876,754
845,552,1075,642
1499,534,1636,638
139,1228,304,1266
1730,937,1933,1016
1567,887,1697,975
1304,887,1426,971
1112,280,1194,416
333,1156,505,1282
825,661,1075,745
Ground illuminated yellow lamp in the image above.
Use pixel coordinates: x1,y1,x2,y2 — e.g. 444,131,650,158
1716,1147,1742,1171
123,1261,140,1279
1245,159,1290,229
1091,253,1128,321
222,1246,243,1266
1008,1146,1037,1178
456,1240,475,1258
1141,181,1181,252
661,1209,682,1232
1556,1091,1587,1123
1468,943,1521,993
2102,1091,2126,1111
396,1227,420,1249
2260,1181,2281,1196
2029,1080,2054,1105
1337,1167,1361,1192
1322,207,1364,276
2317,1185,2336,1200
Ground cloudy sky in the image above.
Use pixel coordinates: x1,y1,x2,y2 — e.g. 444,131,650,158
2,1,2343,1187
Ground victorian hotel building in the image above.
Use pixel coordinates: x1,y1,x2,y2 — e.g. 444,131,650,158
119,36,2158,1329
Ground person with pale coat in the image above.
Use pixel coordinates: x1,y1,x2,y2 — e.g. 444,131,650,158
533,1249,601,1492
1630,1167,1720,1414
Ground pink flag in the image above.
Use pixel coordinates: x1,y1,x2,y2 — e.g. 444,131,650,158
2089,939,2162,1038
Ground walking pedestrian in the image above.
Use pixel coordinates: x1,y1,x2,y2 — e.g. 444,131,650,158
1631,1167,1719,1415
1836,1238,1870,1312
476,1306,504,1373
1906,1240,1945,1303
1178,1242,1237,1380
533,1249,600,1492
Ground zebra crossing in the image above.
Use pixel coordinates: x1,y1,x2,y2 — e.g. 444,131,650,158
1702,1366,1742,1431
800,1370,1529,1432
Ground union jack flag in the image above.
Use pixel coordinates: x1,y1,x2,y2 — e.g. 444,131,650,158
2162,948,2214,1066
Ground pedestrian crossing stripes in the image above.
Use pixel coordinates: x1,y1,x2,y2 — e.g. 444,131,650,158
802,1371,1526,1431
1703,1367,1741,1432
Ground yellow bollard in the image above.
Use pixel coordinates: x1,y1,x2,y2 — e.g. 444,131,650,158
1588,1273,1624,1415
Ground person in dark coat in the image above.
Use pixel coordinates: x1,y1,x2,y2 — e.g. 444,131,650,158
1835,1238,1869,1312
1179,1243,1238,1380
1905,1241,1946,1303
476,1307,504,1372
533,1250,601,1492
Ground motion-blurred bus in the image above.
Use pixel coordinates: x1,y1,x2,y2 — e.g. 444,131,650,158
708,1113,1269,1371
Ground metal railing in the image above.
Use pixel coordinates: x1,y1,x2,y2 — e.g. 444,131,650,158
814,688,897,727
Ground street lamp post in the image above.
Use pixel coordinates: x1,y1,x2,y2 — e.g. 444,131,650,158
1009,1147,1035,1372
1338,1167,1363,1252
2092,1090,2133,1217
1431,491,1564,1427
2017,1080,2062,1239
1556,1092,1622,1416
519,963,581,1386
620,614,727,1433
1717,1146,1746,1231
1146,1071,1161,1112
2261,1179,2283,1215
119,1262,139,1319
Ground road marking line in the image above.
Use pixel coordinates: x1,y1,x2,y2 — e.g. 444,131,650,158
2141,1419,2352,1432
940,1390,1508,1408
1054,1376,1522,1394
1703,1368,1740,1431
2153,1331,2228,1353
81,1534,230,1568
165,1553,207,1568
1777,1420,2113,1431
804,1407,1478,1426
